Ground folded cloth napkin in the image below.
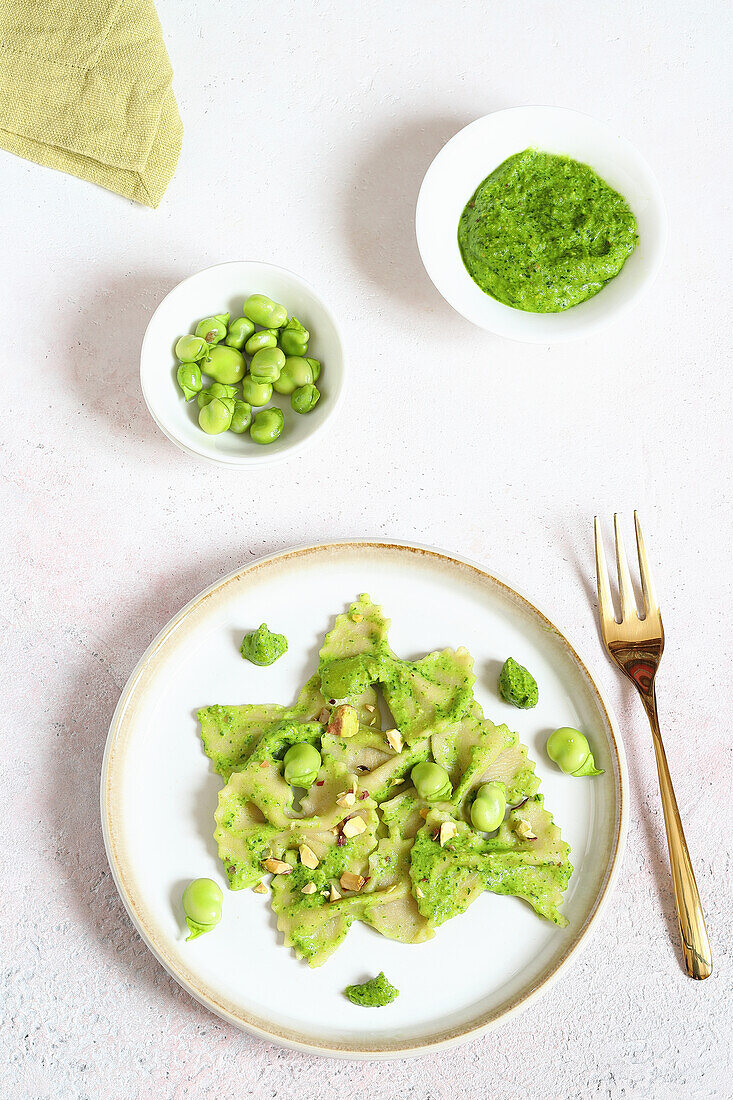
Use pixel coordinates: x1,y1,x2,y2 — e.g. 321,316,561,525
0,0,182,207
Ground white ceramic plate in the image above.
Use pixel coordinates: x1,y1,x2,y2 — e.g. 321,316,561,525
416,106,667,343
140,262,345,467
101,542,627,1058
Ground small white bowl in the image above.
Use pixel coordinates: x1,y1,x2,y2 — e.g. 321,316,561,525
140,261,345,466
416,106,667,343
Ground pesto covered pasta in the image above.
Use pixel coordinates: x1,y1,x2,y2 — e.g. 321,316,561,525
197,595,572,966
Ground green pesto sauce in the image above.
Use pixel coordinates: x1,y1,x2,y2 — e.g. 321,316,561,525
498,658,538,709
344,972,399,1007
240,623,288,666
457,148,638,312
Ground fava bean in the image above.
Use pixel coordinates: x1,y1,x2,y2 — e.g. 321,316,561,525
305,356,321,382
229,400,253,433
244,329,278,355
225,317,255,349
182,878,223,941
283,743,321,787
249,346,286,384
291,383,320,414
411,761,452,801
195,313,229,344
177,363,202,401
470,782,506,832
205,344,246,384
241,377,273,406
546,727,603,776
273,356,313,395
175,334,209,363
243,293,288,329
279,316,309,356
199,397,233,434
250,407,284,445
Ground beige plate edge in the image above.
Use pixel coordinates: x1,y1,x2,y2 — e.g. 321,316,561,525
100,540,629,1060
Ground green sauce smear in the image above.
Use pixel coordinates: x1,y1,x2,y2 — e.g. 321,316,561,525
457,148,638,312
344,972,399,1007
240,623,288,666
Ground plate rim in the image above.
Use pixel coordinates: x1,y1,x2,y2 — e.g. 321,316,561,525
100,539,628,1059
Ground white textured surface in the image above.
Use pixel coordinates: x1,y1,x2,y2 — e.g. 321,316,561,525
2,0,731,1096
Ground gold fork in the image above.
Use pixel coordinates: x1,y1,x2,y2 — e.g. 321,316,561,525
594,512,712,980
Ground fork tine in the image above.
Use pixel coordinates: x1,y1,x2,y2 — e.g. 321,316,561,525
634,510,659,617
594,517,615,627
613,514,637,621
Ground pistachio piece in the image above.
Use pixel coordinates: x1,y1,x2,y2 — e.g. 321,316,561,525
339,871,366,893
385,729,403,753
263,857,292,875
299,844,319,869
327,703,359,739
342,816,367,838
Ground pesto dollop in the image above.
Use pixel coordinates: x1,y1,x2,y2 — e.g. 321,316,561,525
498,658,538,709
240,623,288,666
458,148,638,312
344,972,399,1007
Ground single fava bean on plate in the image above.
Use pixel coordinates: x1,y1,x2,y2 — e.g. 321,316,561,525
225,316,255,349
243,293,288,329
283,743,321,787
250,407,284,445
195,313,229,344
273,356,313,395
546,727,603,776
182,878,223,941
470,781,506,832
411,761,452,801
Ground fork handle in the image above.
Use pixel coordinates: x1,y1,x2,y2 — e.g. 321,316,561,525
641,692,713,979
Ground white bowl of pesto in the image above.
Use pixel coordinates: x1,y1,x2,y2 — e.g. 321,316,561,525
416,106,667,343
140,261,345,466
101,541,628,1058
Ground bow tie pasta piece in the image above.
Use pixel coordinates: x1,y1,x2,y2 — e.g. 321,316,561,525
198,674,326,778
382,647,476,744
318,595,392,700
431,700,514,806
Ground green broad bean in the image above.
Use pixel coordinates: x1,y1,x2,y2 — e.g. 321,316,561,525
205,344,245,384
241,377,273,406
182,877,223,941
305,357,321,382
546,727,604,776
199,397,233,434
175,334,209,362
279,316,309,356
470,782,506,832
249,346,286,384
283,742,321,787
244,329,278,355
195,313,229,344
291,383,320,414
411,761,452,802
250,407,284,445
229,400,253,433
176,363,202,401
243,293,288,329
225,317,255,349
273,356,313,395
197,383,237,409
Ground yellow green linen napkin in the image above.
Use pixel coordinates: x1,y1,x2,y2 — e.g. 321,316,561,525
0,0,182,207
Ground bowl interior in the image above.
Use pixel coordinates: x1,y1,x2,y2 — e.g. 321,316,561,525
416,107,667,342
140,262,344,465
